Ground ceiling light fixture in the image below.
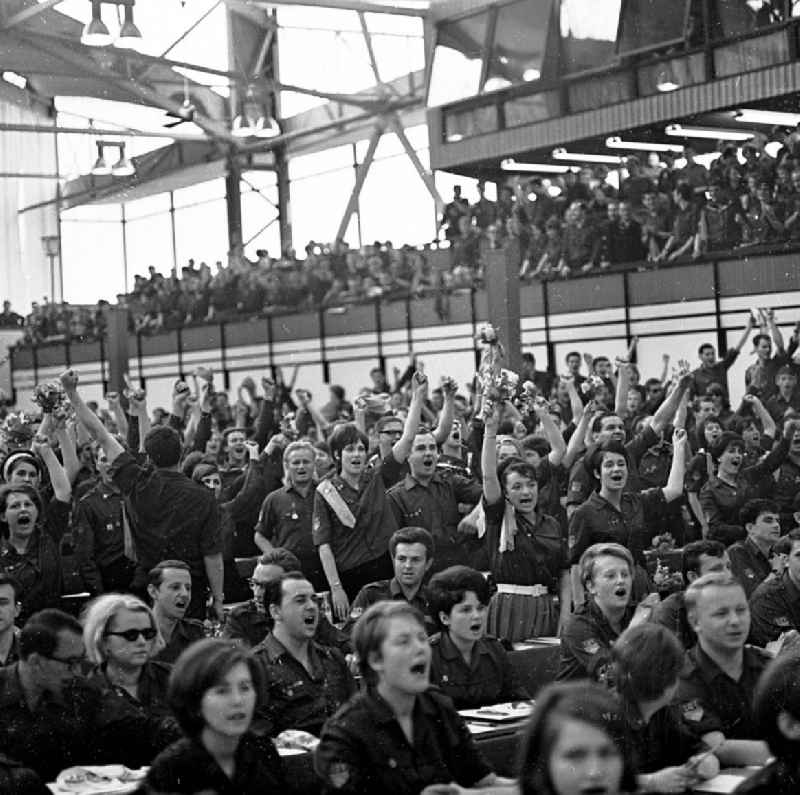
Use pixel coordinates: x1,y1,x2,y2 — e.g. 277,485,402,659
655,67,680,92
665,123,754,141
81,0,112,47
91,141,135,177
500,159,573,173
91,142,111,176
735,108,800,126
552,147,625,164
522,68,541,82
606,136,684,153
117,1,142,48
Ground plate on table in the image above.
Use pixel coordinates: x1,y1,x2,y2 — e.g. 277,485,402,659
459,702,534,723
523,636,561,645
53,766,147,794
278,747,310,756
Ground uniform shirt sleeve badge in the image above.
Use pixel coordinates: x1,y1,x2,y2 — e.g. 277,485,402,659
775,616,792,627
571,482,583,493
681,700,704,722
349,607,363,620
582,638,600,655
328,763,351,789
744,568,755,579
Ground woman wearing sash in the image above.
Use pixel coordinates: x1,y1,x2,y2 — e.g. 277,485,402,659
481,406,572,643
313,372,427,623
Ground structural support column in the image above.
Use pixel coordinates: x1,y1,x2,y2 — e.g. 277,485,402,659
336,122,383,242
275,145,292,255
484,240,522,374
105,306,130,396
225,157,243,254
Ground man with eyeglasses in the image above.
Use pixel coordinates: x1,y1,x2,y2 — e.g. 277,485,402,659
0,609,161,787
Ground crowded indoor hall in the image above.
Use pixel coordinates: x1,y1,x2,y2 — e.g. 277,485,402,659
2,0,800,793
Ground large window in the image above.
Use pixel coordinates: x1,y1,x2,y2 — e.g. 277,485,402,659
428,11,489,106
713,0,791,39
616,0,692,56
483,0,554,91
559,0,621,74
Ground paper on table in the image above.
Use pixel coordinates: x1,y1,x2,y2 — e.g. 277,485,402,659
466,723,499,735
692,773,749,793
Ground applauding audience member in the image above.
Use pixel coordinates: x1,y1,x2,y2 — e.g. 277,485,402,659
144,638,286,794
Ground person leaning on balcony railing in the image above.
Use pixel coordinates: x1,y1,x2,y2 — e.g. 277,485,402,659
655,183,701,263
557,200,601,276
697,181,741,254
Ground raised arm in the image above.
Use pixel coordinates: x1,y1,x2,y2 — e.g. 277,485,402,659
562,400,595,470
744,394,776,440
614,362,632,418
481,406,501,504
106,392,129,439
563,376,584,424
732,314,755,354
766,308,785,354
53,420,81,485
129,394,151,454
392,371,427,463
662,428,688,502
432,377,456,446
60,370,125,464
31,421,71,503
534,400,567,466
651,372,692,435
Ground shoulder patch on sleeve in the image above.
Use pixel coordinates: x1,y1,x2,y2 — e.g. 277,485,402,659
582,638,600,655
681,700,704,722
571,482,584,493
775,616,792,628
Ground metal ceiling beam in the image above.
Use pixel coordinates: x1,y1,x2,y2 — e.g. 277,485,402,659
226,0,428,19
1,0,64,30
0,122,207,140
14,30,239,144
335,121,382,241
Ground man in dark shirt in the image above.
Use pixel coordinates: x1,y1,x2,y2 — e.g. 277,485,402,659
766,366,800,423
690,318,753,401
440,186,469,240
773,418,800,531
657,183,700,262
557,201,601,274
345,527,435,632
676,572,771,767
60,369,224,620
728,499,780,598
252,572,354,736
651,540,730,650
749,529,800,646
606,201,645,265
73,446,137,594
387,428,482,573
0,574,21,667
471,180,497,232
254,439,323,589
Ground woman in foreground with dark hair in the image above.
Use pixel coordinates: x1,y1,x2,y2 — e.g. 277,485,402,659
142,638,285,794
517,680,637,795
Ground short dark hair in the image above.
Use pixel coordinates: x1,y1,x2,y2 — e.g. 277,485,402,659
590,412,618,434
328,423,369,467
258,547,302,572
611,624,684,702
565,351,581,362
353,601,426,687
147,560,191,590
144,425,182,468
676,183,694,202
590,440,630,475
709,431,745,462
389,527,434,561
753,651,800,760
497,457,538,494
520,435,551,457
518,681,637,795
698,343,715,356
19,609,82,661
168,639,264,739
682,540,726,581
740,498,779,528
753,332,771,347
0,573,22,602
0,484,43,530
428,566,491,630
262,571,307,616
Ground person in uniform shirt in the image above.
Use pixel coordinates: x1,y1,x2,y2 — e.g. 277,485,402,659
481,405,571,643
345,526,435,634
254,440,324,590
73,444,137,594
148,560,205,664
728,499,781,598
675,572,771,767
252,571,354,736
772,415,800,531
313,373,428,622
569,428,689,605
651,540,730,650
144,639,287,794
748,529,800,646
427,565,529,709
0,609,167,787
517,680,637,795
690,322,753,401
0,573,21,666
610,624,721,793
82,592,179,746
735,652,800,794
557,543,657,682
315,600,517,795
61,369,225,622
699,424,798,545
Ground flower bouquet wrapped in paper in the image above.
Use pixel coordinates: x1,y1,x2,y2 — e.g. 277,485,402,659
475,323,520,415
32,380,72,421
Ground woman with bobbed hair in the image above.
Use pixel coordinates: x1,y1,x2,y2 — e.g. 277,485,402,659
427,565,529,709
144,638,285,794
610,623,720,793
82,593,173,721
517,680,637,795
315,600,516,794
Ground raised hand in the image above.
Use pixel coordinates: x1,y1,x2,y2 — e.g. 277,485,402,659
60,369,79,394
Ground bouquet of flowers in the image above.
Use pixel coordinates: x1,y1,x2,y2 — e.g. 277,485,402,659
475,323,520,415
652,560,684,593
32,380,72,421
580,375,606,398
0,412,39,451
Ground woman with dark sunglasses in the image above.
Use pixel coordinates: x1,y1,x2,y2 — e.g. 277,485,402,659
82,593,178,743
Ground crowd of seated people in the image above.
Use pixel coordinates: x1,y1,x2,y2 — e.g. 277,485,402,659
0,302,800,791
